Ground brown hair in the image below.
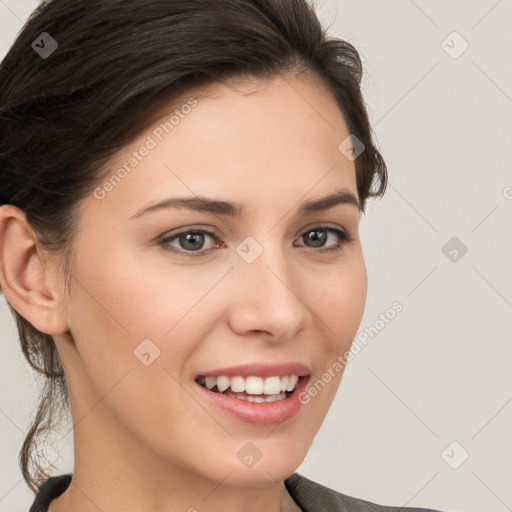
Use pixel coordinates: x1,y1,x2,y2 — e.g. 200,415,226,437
0,0,387,493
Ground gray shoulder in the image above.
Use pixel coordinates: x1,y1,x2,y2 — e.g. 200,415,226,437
284,473,444,512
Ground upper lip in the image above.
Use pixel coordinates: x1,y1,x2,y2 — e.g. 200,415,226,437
196,362,310,378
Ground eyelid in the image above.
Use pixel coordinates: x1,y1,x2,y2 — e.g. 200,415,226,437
160,222,349,239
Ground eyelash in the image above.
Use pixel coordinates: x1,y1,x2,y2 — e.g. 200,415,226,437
158,225,354,258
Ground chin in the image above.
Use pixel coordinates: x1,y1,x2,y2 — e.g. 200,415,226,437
222,448,306,486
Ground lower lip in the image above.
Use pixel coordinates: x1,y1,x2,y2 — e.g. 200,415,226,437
194,376,310,425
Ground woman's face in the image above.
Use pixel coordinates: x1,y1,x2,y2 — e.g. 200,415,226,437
54,73,367,487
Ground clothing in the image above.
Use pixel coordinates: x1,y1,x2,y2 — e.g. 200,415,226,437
284,473,443,511
29,472,443,512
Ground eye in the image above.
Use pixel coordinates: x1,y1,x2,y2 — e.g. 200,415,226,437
295,226,352,252
159,225,353,257
160,228,221,256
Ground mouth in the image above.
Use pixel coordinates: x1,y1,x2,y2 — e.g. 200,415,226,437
194,369,312,425
194,374,305,403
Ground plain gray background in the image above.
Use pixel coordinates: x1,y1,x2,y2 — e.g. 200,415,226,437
1,1,511,511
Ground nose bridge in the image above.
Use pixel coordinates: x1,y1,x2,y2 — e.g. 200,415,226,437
228,234,310,337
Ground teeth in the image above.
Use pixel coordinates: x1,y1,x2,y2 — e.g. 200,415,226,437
198,374,301,395
204,376,216,389
216,376,230,393
232,391,287,402
231,376,245,393
263,376,282,395
245,376,264,394
286,375,299,392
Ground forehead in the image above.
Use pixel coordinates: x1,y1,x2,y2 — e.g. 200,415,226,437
89,73,357,219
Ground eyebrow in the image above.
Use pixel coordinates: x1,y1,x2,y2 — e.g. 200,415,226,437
129,188,360,220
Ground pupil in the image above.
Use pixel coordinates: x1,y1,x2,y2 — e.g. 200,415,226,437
306,229,326,247
181,232,204,250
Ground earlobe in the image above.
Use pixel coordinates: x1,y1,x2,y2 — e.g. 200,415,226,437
0,205,69,335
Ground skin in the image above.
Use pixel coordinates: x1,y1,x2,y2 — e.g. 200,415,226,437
0,72,367,512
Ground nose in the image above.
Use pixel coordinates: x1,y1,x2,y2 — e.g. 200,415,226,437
227,240,312,342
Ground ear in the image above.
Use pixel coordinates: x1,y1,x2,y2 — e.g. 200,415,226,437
0,205,69,335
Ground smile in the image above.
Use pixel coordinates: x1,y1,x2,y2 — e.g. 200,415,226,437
195,374,300,402
194,373,310,425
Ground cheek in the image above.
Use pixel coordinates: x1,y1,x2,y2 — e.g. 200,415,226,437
64,253,208,456
70,239,215,339
65,242,226,402
313,256,367,349
300,259,366,425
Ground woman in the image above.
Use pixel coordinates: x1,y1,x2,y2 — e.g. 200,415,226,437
0,0,444,511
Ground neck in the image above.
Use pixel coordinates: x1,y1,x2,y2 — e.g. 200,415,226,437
48,408,299,512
